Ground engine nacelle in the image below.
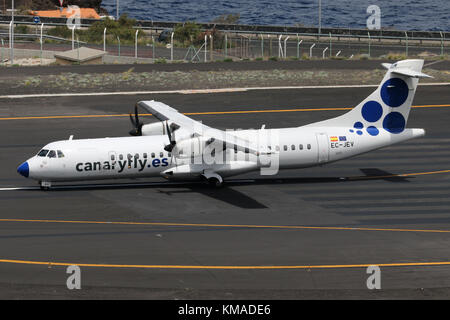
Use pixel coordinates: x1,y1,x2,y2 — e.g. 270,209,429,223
141,122,166,136
141,121,192,139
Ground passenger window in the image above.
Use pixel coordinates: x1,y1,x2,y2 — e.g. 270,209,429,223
37,149,49,157
168,152,171,157
143,153,147,159
119,154,123,160
307,144,311,150
134,153,139,159
110,154,115,161
127,154,132,160
151,152,155,158
57,150,64,158
159,152,163,158
291,145,295,151
47,150,56,158
275,146,280,152
299,144,303,150
283,145,287,151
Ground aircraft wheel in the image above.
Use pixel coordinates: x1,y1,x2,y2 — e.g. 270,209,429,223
207,177,223,188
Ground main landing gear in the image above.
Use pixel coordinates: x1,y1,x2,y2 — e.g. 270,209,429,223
201,172,223,188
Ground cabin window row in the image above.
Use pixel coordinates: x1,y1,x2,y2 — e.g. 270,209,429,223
282,144,312,151
110,152,171,161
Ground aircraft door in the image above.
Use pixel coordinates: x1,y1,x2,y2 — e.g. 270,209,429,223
108,151,117,169
316,133,329,164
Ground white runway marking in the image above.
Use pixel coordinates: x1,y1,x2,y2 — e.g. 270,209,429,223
0,186,39,191
0,83,448,99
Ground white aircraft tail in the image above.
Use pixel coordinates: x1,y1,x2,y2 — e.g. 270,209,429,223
307,59,431,135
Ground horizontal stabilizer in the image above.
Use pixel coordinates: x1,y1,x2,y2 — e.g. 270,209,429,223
381,62,432,78
391,68,432,79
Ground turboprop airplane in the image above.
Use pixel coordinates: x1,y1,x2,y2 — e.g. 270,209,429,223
17,59,430,190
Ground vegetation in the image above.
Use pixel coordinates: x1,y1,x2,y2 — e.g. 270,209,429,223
173,21,201,46
46,14,146,45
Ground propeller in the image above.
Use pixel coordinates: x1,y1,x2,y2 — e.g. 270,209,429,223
164,121,179,152
129,104,143,136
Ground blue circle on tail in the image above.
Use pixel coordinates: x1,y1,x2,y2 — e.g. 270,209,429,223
367,126,379,136
361,101,383,122
383,112,406,134
380,78,409,107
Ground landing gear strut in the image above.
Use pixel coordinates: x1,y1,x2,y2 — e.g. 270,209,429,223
201,172,223,188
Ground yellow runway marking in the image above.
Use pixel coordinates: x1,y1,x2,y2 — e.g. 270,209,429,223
1,218,450,234
348,169,450,180
0,104,449,121
1,258,450,270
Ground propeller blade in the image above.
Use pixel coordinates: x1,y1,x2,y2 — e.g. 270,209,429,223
128,104,143,136
134,104,139,125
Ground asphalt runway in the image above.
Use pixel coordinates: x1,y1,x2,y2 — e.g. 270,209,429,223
1,85,450,299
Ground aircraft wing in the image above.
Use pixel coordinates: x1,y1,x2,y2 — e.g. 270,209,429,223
137,100,260,155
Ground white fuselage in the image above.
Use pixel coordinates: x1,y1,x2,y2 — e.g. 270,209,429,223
23,125,425,183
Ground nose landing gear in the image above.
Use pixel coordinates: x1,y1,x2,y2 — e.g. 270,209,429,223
39,181,52,191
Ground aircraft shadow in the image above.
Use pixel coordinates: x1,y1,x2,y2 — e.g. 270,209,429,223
27,168,410,209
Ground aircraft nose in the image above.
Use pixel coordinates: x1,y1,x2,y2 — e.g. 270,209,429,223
17,161,29,178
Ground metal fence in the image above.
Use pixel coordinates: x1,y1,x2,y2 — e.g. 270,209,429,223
0,21,447,65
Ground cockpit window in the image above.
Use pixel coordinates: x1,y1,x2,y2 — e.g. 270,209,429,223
37,149,49,157
47,150,56,158
57,150,64,158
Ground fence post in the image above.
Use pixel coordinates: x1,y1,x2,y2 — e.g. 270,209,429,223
1,39,3,65
77,35,80,62
310,43,316,58
278,35,282,58
322,47,328,59
368,31,371,57
297,39,303,59
103,27,107,52
225,33,227,57
10,18,14,64
210,34,213,61
204,35,207,62
117,36,120,57
152,35,155,60
261,34,264,59
405,31,408,57
71,25,76,50
329,32,332,56
40,23,44,64
283,36,289,58
440,31,444,56
170,32,174,61
269,35,272,57
135,29,139,60
9,20,14,64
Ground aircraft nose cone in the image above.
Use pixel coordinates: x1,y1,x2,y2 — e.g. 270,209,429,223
17,161,29,178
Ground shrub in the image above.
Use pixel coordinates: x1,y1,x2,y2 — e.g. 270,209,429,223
173,21,201,46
